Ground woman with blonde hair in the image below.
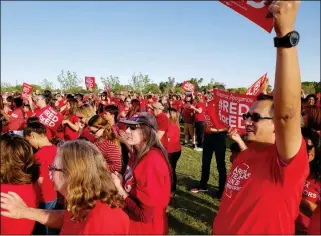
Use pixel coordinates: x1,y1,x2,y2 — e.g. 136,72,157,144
112,112,171,234
76,104,96,142
0,140,129,234
0,133,40,234
61,98,80,141
88,115,122,173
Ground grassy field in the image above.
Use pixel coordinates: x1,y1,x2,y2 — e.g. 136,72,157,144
167,137,232,235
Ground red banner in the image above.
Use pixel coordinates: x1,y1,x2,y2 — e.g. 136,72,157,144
21,83,33,99
182,81,195,92
214,89,257,134
105,85,110,93
38,106,64,132
245,73,268,96
219,0,273,33
85,77,95,89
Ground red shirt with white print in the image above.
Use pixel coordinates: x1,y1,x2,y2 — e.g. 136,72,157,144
204,99,226,133
123,148,171,235
295,175,321,234
8,108,25,131
213,138,309,234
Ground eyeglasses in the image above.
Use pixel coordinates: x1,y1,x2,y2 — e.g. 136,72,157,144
48,163,64,173
307,144,314,151
90,128,101,134
126,124,140,130
242,112,273,123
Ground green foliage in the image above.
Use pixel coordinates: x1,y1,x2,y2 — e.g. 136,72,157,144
143,83,161,94
301,81,320,94
129,73,151,92
41,79,54,90
57,70,82,93
101,75,123,92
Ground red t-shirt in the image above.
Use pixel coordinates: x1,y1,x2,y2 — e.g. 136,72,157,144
213,138,309,234
34,145,57,202
8,108,25,131
204,99,226,133
167,122,181,153
194,102,205,122
80,125,96,142
60,201,129,235
123,148,171,234
58,100,66,109
182,104,194,124
308,204,320,235
140,99,147,112
64,114,79,141
94,139,122,173
146,101,154,114
156,112,169,151
295,175,321,234
1,183,39,234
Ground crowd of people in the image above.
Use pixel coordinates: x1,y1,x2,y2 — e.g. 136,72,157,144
0,1,320,235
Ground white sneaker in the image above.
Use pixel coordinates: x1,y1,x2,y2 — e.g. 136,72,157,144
194,147,203,152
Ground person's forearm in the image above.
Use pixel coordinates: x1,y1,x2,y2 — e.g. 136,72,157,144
236,138,248,151
66,121,80,132
24,208,64,229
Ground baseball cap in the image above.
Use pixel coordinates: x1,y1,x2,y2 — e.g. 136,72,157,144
119,112,158,131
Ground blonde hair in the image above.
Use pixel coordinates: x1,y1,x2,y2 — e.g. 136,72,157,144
76,104,96,120
168,108,179,124
58,140,124,221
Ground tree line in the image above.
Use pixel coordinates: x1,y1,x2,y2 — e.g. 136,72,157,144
1,70,320,95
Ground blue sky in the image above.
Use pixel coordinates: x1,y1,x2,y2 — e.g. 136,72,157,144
1,1,320,90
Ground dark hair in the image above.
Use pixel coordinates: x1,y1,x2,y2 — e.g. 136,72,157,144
127,99,141,119
147,95,153,100
214,85,226,91
104,105,119,123
27,117,40,124
13,97,23,108
23,122,47,137
306,94,318,105
66,94,74,99
230,142,241,153
302,127,321,181
75,94,84,101
6,96,14,103
256,93,274,116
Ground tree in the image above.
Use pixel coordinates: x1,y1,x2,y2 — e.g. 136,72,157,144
129,73,151,92
41,78,54,90
143,83,161,94
1,82,11,94
159,77,175,93
57,70,81,93
200,78,226,91
101,75,122,92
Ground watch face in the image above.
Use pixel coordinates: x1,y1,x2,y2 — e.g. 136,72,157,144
290,32,300,46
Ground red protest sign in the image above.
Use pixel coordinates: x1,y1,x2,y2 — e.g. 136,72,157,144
85,77,95,89
105,85,110,93
245,73,268,96
219,0,273,33
182,81,195,92
38,106,64,132
21,83,33,99
214,89,257,134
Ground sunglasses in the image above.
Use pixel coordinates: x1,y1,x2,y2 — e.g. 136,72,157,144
126,124,140,130
90,128,101,134
48,163,64,173
242,112,273,123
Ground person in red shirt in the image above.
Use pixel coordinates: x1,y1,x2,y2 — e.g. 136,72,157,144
23,122,59,234
295,128,321,234
182,95,195,147
146,95,154,113
23,104,33,122
0,140,129,234
152,102,169,151
0,133,40,235
61,98,80,141
119,98,131,119
308,204,321,235
88,115,122,173
190,87,228,197
6,97,25,131
112,112,171,234
190,93,206,151
213,3,309,234
166,108,182,196
76,104,96,142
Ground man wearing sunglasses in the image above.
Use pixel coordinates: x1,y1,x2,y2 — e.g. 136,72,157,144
213,1,309,234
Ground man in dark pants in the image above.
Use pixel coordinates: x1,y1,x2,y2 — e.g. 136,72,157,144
191,86,227,199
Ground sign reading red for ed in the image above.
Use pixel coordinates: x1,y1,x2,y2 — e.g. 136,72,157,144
219,0,273,33
85,77,95,89
181,81,195,92
214,89,257,134
21,83,33,99
38,106,64,132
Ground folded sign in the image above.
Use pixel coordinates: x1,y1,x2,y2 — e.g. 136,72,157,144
219,0,273,33
214,89,257,134
38,106,64,132
245,73,268,96
85,77,95,89
182,81,195,92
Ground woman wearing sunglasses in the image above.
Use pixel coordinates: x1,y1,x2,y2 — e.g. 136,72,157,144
111,112,171,234
88,115,122,173
75,104,96,142
0,140,129,234
295,128,321,234
0,133,40,235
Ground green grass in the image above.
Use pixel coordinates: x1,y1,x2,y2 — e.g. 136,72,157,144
167,129,232,235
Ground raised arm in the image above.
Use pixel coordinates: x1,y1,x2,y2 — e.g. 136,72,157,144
269,1,302,163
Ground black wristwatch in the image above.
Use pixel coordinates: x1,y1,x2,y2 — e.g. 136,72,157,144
274,31,300,48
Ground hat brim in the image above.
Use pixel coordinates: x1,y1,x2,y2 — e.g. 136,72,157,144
118,120,143,125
